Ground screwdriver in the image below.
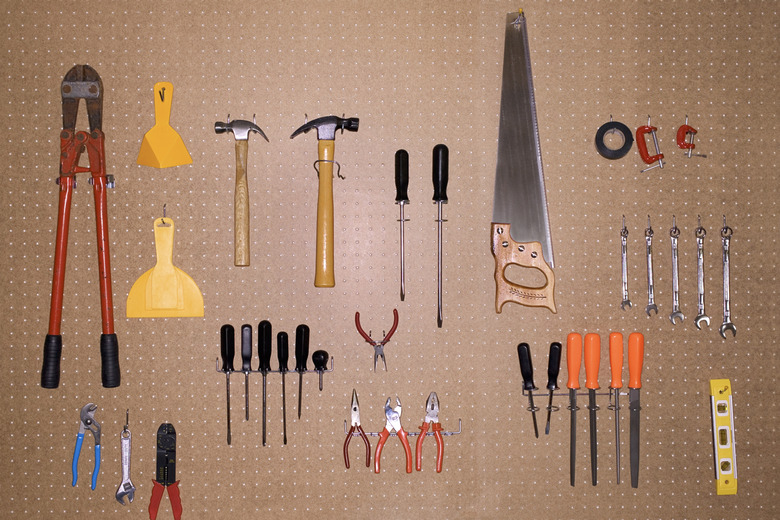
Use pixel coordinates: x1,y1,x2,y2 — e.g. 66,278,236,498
258,320,272,446
517,342,539,438
584,333,601,486
295,324,310,419
628,332,645,488
240,324,253,421
432,144,449,328
312,350,329,391
220,324,235,445
609,332,624,484
277,331,289,445
395,149,409,302
545,342,562,435
567,332,583,486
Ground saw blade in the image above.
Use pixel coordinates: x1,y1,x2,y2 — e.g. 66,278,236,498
492,11,554,267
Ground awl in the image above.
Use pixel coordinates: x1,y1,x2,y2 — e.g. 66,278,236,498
629,332,645,488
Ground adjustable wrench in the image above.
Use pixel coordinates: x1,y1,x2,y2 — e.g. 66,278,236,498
620,216,632,310
669,216,684,324
115,411,136,505
694,217,711,329
720,217,736,338
645,217,658,316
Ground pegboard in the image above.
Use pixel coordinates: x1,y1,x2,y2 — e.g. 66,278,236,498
1,1,777,518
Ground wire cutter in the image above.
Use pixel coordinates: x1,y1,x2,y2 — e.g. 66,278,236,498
41,64,120,389
344,389,371,469
374,396,413,473
416,392,444,473
72,403,101,490
149,423,182,520
355,308,399,371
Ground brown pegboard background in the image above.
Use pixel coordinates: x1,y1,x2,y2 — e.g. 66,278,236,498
1,1,777,518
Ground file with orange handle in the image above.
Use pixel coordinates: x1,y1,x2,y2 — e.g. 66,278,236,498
628,332,644,488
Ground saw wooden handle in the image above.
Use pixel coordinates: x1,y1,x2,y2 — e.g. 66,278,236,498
315,139,336,287
234,139,250,266
491,222,557,313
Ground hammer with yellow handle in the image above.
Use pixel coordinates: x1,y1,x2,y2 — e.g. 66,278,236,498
290,115,359,287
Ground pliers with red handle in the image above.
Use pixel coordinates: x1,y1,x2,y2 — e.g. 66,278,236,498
416,392,444,472
355,309,399,371
374,396,413,473
344,389,371,469
149,423,182,520
41,64,120,389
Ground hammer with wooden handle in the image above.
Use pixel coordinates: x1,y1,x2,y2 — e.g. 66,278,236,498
290,115,359,287
215,115,268,266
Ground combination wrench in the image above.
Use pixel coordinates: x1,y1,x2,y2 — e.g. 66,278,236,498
645,216,658,316
694,216,711,329
720,217,737,338
620,216,632,310
669,216,684,324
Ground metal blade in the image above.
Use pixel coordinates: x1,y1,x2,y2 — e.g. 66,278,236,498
589,390,598,486
569,389,577,486
629,388,641,488
492,12,554,267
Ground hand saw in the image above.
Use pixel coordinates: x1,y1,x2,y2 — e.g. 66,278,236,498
490,11,556,313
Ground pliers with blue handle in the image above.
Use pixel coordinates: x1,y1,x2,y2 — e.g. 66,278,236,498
72,403,101,489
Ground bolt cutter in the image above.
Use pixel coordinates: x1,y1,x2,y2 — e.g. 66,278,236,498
72,403,101,490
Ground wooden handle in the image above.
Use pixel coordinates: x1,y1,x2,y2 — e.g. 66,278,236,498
490,222,556,313
315,139,336,287
234,139,250,266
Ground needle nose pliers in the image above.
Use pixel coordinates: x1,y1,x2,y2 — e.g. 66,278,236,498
344,389,371,469
374,396,413,473
416,392,444,472
72,403,101,490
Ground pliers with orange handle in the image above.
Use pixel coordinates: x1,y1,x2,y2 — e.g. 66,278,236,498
416,392,444,473
374,396,413,473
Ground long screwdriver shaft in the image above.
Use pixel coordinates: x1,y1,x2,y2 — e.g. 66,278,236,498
395,150,409,302
226,374,232,445
277,331,289,445
432,144,448,328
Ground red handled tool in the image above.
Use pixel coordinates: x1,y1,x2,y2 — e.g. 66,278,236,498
677,116,707,158
344,389,371,469
149,423,182,520
635,116,665,173
42,65,120,389
355,309,399,371
416,392,444,473
375,396,413,473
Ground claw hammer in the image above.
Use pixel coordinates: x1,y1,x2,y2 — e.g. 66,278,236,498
215,116,269,266
290,115,359,287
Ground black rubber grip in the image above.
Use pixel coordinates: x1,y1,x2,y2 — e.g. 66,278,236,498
547,342,562,391
432,144,449,203
101,333,121,388
295,324,310,372
220,324,235,372
595,120,634,160
41,334,63,389
241,324,253,372
277,331,289,372
517,342,537,391
258,320,272,372
312,350,329,371
395,149,409,203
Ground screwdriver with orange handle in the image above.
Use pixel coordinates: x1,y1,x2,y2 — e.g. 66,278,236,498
567,333,583,487
609,332,624,484
584,333,601,486
628,332,645,488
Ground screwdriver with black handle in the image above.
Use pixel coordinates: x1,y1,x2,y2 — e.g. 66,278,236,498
567,332,583,486
395,149,409,302
220,324,235,445
584,333,601,486
240,324,253,421
312,350,329,391
545,342,562,435
432,144,448,328
517,342,539,438
295,324,310,419
628,332,644,488
277,331,289,445
258,320,272,446
609,332,624,484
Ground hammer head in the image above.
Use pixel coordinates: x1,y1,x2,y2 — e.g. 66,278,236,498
290,115,359,141
214,115,269,142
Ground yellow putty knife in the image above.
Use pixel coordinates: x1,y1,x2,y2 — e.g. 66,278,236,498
137,81,192,168
127,217,204,318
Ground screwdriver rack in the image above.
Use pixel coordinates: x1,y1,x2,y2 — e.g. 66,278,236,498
343,418,463,438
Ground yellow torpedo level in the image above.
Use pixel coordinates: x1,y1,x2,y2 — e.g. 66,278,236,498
709,379,737,495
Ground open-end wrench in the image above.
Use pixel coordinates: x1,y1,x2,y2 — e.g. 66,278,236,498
669,216,684,324
720,217,736,338
115,410,135,505
694,216,711,329
620,216,632,310
645,216,658,316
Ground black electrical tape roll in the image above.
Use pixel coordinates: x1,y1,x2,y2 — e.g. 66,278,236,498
595,121,634,160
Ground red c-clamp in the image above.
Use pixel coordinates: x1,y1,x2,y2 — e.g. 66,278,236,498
635,116,665,173
676,116,707,158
